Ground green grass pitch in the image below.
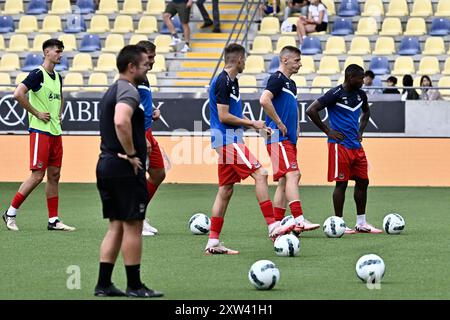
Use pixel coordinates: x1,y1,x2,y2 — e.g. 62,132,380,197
1,183,449,300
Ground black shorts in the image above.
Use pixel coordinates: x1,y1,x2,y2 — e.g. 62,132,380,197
96,158,148,221
165,2,191,24
316,22,328,32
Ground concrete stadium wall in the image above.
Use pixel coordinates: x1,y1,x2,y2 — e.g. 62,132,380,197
1,135,449,186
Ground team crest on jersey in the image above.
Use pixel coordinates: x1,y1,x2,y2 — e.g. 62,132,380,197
37,161,43,169
357,95,361,101
291,162,297,169
48,92,61,101
285,82,290,89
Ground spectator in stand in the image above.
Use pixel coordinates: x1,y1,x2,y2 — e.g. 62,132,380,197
362,70,381,95
164,0,193,53
284,0,310,20
383,76,400,94
296,0,328,45
401,75,419,100
258,0,281,22
420,75,442,101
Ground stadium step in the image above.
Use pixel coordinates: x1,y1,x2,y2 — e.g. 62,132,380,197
191,33,244,40
185,52,222,59
176,71,213,79
205,4,243,10
190,42,227,49
181,61,224,69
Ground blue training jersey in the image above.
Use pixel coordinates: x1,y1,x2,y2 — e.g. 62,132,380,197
318,85,368,149
138,80,153,131
264,71,298,145
209,70,244,149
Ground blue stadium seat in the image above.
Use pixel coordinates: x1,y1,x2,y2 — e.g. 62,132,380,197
64,14,86,33
160,15,182,34
79,34,101,52
26,0,48,14
76,0,95,14
300,36,322,55
331,18,354,35
22,53,44,72
430,18,450,36
369,56,390,75
338,0,360,17
398,37,420,55
55,56,69,72
268,56,280,73
0,16,14,33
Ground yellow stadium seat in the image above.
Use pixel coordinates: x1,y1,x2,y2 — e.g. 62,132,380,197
150,55,166,73
16,15,38,33
154,35,173,53
0,54,20,71
423,37,445,55
30,34,51,52
436,0,450,17
373,37,396,55
0,73,13,91
379,18,403,36
386,0,408,16
41,15,62,33
145,0,166,15
438,76,450,98
15,72,28,85
317,56,340,75
243,55,265,74
392,57,415,75
291,75,308,94
258,17,280,35
97,0,119,14
94,54,117,72
87,15,110,33
442,58,450,75
70,53,93,72
59,34,77,52
274,36,296,54
0,35,4,51
249,36,273,54
361,0,384,16
355,17,378,36
281,17,299,35
85,73,108,92
238,75,258,93
49,0,71,14
112,15,134,33
63,72,84,92
2,0,24,14
136,16,158,34
411,0,432,17
102,34,125,52
323,37,346,55
6,34,29,52
343,56,365,71
148,74,159,92
297,56,315,74
348,37,371,55
404,18,427,36
417,57,440,75
129,35,148,45
311,76,332,94
121,0,143,14
321,0,335,16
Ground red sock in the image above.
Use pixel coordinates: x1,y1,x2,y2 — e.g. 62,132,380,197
259,200,276,225
274,207,286,221
146,181,158,204
47,196,58,219
209,217,224,239
289,200,303,219
11,192,26,209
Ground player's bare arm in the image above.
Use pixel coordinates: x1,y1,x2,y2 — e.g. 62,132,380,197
217,103,259,128
152,108,160,121
14,83,50,123
114,102,143,175
260,90,287,136
358,101,370,142
306,100,345,141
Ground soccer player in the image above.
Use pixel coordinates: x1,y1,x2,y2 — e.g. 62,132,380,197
205,43,294,255
260,46,320,233
136,40,166,237
95,45,163,297
306,64,382,234
2,39,75,232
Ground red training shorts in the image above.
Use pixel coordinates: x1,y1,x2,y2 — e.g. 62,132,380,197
328,142,368,182
29,131,63,171
145,129,165,170
267,140,299,181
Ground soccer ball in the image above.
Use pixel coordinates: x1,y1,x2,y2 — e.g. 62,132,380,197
383,213,405,235
274,234,300,257
188,213,210,235
355,254,385,284
323,216,346,238
248,260,280,290
280,215,296,229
